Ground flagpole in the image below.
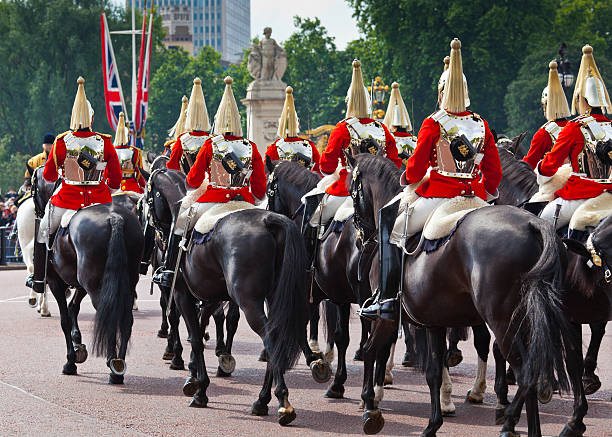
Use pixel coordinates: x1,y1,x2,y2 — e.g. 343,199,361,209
131,0,136,124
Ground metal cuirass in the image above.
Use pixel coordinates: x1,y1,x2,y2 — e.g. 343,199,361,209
394,134,417,157
431,110,486,179
576,115,612,180
276,138,314,169
543,121,563,143
345,117,387,157
180,132,209,174
115,147,135,178
209,135,253,189
62,132,107,185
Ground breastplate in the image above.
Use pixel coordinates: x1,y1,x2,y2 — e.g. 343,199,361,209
276,139,314,169
209,135,253,189
394,134,417,157
431,110,485,179
543,121,563,143
345,118,387,157
62,132,107,185
180,133,209,174
115,147,135,178
577,116,612,180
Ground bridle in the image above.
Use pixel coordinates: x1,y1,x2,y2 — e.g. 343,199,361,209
266,170,305,221
586,233,611,284
349,165,377,245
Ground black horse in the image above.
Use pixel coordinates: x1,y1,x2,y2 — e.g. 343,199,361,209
346,153,584,437
31,167,143,384
497,140,610,397
147,166,329,426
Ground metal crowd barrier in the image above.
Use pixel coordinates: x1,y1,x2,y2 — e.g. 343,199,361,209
0,225,23,265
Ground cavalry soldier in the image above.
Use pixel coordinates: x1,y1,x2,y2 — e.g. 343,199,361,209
302,59,401,235
114,112,146,194
537,44,612,230
265,86,321,172
163,95,189,156
24,133,54,189
167,78,211,173
29,77,122,293
359,38,502,320
153,76,266,287
383,82,417,159
523,61,571,169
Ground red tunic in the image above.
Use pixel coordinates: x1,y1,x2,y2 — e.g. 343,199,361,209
116,145,146,194
265,137,321,173
43,130,121,210
167,131,210,171
538,113,612,200
320,118,402,196
404,111,502,200
522,120,569,169
186,135,266,204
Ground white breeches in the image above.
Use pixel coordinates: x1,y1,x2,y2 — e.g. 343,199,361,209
308,193,349,227
540,198,587,230
390,196,447,246
175,202,216,236
36,204,72,244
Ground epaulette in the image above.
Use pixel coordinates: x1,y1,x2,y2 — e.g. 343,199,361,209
55,131,70,142
97,133,112,139
163,139,175,148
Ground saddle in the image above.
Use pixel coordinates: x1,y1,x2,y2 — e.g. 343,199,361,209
193,201,255,235
569,192,612,232
422,196,489,241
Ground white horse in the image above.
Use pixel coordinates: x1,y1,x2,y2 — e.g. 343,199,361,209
16,196,50,317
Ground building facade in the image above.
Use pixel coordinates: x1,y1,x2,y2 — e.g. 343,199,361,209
129,0,250,64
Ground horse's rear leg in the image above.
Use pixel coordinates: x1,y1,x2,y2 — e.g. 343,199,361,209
559,323,587,437
524,387,542,437
168,291,185,370
493,341,511,425
158,285,169,338
325,303,350,399
446,327,464,367
308,303,321,353
402,319,417,367
274,368,296,426
217,301,239,377
500,371,528,436
48,276,77,375
421,327,446,437
175,287,209,407
68,287,88,363
211,303,226,354
583,321,605,395
466,323,491,404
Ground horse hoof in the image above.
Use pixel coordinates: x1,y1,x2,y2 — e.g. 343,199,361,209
62,362,77,375
157,329,168,338
278,406,296,426
354,349,364,361
499,432,520,437
40,311,51,318
162,351,174,361
308,339,321,354
363,409,384,435
384,375,393,386
258,349,268,362
537,384,553,404
324,385,344,399
495,408,506,425
506,369,516,386
189,397,208,408
559,423,586,437
446,349,463,368
466,389,484,404
582,374,601,395
216,367,232,377
109,358,126,376
28,297,37,308
183,377,198,397
109,373,124,384
169,360,185,371
309,359,332,384
402,353,416,367
74,344,88,364
251,400,268,416
218,354,236,374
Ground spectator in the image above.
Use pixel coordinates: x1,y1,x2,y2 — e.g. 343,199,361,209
5,188,17,200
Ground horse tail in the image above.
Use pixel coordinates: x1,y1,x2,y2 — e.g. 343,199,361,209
92,213,133,358
513,218,570,392
263,214,308,374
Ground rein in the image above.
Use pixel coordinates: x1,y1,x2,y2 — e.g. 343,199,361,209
349,166,377,245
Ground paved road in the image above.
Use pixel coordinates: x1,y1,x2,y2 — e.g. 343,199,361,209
0,269,610,437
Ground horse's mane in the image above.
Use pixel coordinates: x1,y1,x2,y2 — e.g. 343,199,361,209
354,154,403,197
497,145,538,203
274,161,321,192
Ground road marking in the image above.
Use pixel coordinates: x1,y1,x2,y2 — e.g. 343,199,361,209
0,379,152,436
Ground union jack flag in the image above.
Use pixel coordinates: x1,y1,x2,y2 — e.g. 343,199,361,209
101,13,127,131
135,13,153,134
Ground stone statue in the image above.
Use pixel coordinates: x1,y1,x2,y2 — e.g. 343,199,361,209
248,27,287,81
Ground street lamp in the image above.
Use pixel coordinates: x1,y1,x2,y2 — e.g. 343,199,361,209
368,76,389,120
556,42,574,90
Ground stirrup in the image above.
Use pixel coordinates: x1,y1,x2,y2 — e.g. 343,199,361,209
152,267,174,287
358,296,398,321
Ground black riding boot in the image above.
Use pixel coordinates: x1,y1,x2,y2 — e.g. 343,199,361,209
30,240,48,293
152,232,180,287
359,200,401,321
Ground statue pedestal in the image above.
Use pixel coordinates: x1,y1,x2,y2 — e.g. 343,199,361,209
241,79,286,156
